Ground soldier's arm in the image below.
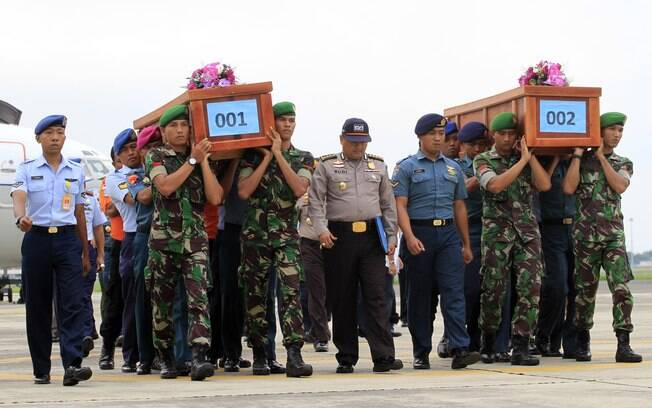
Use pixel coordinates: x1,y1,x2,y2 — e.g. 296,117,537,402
273,150,311,198
561,148,583,195
219,159,239,198
597,155,631,195
464,175,480,192
478,156,528,194
238,149,273,200
135,187,153,205
529,155,552,192
150,158,195,198
200,158,223,206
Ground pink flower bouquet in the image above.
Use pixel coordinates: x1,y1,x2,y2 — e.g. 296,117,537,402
518,61,569,87
187,62,238,90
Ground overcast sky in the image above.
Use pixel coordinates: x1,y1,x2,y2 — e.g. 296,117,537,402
3,0,651,252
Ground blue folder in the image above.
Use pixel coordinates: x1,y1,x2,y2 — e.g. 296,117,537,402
375,216,388,254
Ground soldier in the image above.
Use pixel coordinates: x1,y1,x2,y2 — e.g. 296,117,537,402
561,112,642,363
145,104,222,380
11,114,92,386
443,121,460,159
393,113,480,370
238,101,313,377
473,112,551,366
309,117,403,374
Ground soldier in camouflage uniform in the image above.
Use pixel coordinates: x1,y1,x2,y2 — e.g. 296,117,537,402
145,105,223,381
561,112,642,363
237,101,314,377
473,112,551,366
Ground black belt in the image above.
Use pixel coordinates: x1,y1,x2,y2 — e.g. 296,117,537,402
541,217,574,226
31,225,76,234
328,219,375,233
410,218,454,227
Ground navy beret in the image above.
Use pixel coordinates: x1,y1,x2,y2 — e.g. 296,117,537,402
414,113,447,136
341,118,371,142
458,121,489,143
113,128,137,155
35,114,67,135
444,121,458,137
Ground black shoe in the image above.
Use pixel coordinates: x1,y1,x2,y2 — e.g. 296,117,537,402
239,357,252,368
286,345,313,377
437,336,450,358
451,348,481,369
336,364,354,373
224,358,240,372
217,358,225,368
511,335,539,366
534,335,550,356
33,374,50,385
313,341,328,352
615,330,643,363
62,366,92,386
267,359,286,374
82,336,94,358
137,361,152,375
98,342,115,370
176,361,192,376
575,330,592,362
121,363,137,373
115,335,124,348
373,358,403,372
252,347,270,375
190,344,215,381
544,348,562,358
159,351,178,379
495,352,511,362
480,332,496,364
413,357,430,370
562,351,576,359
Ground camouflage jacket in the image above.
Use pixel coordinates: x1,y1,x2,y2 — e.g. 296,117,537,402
239,145,314,246
146,144,209,254
474,147,539,243
573,151,633,243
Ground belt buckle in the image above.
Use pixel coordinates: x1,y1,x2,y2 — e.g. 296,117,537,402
352,221,367,233
48,226,58,234
433,219,443,227
562,218,573,225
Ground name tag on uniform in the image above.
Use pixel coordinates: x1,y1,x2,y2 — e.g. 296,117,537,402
31,175,44,180
413,169,425,174
62,193,73,211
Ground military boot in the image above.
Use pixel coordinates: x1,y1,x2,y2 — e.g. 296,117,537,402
615,330,643,363
98,341,115,370
575,330,592,362
252,347,270,376
480,332,495,364
510,335,539,366
190,344,215,381
286,345,313,377
159,350,178,379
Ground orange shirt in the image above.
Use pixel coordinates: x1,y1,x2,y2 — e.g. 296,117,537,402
99,178,125,241
204,203,218,240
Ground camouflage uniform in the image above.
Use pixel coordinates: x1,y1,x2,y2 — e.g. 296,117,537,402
144,144,211,354
573,151,634,332
239,146,314,348
474,147,543,337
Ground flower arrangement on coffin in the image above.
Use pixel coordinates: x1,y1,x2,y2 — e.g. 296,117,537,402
187,62,238,90
518,61,569,87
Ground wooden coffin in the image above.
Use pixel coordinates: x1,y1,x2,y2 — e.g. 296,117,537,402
133,82,274,159
444,86,602,154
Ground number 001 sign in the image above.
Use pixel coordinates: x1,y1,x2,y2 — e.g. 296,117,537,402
206,99,260,137
539,100,587,133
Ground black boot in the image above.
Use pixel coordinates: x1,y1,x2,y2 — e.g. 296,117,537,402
615,330,642,363
190,344,215,381
98,341,115,370
480,332,495,364
451,348,481,369
286,345,313,377
252,347,270,376
159,350,178,379
575,330,592,362
510,335,539,366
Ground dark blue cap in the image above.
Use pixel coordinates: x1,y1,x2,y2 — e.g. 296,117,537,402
35,114,67,135
341,118,371,142
414,113,447,136
458,121,489,143
444,121,458,137
113,128,137,155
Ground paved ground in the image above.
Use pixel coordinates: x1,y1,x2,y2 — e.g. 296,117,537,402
1,281,651,407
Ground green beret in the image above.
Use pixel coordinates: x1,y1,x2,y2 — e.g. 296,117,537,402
600,112,627,128
159,104,189,127
490,112,518,132
273,101,296,117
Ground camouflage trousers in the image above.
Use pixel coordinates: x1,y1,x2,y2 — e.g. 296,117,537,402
573,239,634,332
147,248,211,353
480,236,542,337
240,240,304,349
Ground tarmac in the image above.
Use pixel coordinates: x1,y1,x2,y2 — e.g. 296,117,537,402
1,281,651,407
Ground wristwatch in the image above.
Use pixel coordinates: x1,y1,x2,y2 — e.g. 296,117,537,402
15,216,22,226
188,157,198,166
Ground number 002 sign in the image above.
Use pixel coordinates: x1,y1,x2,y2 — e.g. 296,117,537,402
539,100,587,134
206,99,260,137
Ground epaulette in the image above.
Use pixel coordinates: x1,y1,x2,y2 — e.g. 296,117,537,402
22,159,35,165
319,153,338,161
395,155,411,165
367,153,384,162
68,159,82,167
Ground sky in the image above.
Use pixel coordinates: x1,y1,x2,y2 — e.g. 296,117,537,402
2,0,651,252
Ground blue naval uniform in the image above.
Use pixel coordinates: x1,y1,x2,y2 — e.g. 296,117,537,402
392,150,471,358
82,191,106,338
105,165,140,366
11,155,86,376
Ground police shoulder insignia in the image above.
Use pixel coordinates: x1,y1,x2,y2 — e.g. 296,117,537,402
118,182,129,190
319,153,338,161
12,181,24,188
367,153,384,162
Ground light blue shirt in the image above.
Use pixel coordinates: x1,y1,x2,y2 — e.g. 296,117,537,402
105,166,139,233
11,155,85,226
83,192,107,240
392,150,467,219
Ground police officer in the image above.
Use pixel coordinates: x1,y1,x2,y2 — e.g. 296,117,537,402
473,112,551,366
309,117,402,374
393,113,480,370
12,114,92,386
561,112,642,363
238,101,314,378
